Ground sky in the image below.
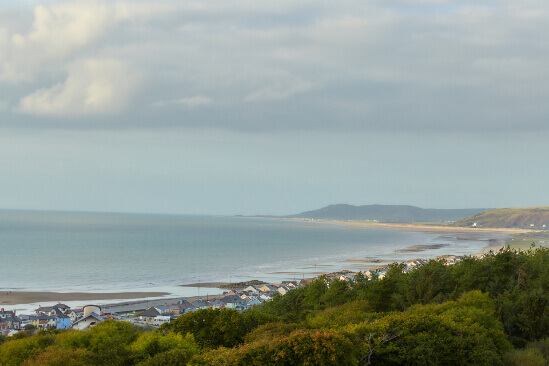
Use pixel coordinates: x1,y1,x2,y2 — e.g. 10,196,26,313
1,0,548,216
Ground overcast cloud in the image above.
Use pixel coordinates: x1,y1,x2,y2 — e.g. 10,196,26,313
0,0,548,214
1,0,548,132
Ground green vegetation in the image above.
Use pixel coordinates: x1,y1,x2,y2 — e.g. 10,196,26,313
506,232,549,250
455,206,549,229
288,204,489,222
4,248,549,365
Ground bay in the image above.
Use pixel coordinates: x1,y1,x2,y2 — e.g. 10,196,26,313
0,210,492,305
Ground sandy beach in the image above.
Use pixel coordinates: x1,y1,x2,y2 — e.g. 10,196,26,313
288,218,532,235
180,282,227,289
269,219,530,271
0,291,169,306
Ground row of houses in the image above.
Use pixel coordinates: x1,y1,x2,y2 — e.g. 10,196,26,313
4,256,470,335
1,302,101,335
0,280,303,334
132,281,301,327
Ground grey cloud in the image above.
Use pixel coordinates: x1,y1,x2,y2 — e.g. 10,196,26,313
1,0,549,132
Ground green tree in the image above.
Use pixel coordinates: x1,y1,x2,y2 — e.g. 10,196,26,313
320,278,354,308
348,291,511,366
191,330,357,365
164,308,252,349
85,319,141,365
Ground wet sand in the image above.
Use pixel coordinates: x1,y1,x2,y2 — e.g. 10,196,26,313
342,258,388,263
0,291,169,306
180,282,228,288
312,220,531,235
395,244,449,252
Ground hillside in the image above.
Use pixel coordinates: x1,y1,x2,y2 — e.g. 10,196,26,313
455,206,549,229
284,204,489,223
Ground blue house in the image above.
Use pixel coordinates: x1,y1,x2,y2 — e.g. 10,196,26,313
56,314,71,329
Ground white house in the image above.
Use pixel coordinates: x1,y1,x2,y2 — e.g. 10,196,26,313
153,315,172,326
139,307,161,324
72,305,104,331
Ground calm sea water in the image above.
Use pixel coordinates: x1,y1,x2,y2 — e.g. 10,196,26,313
0,210,495,307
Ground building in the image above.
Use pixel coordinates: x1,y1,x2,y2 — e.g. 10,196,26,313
169,301,196,315
245,297,261,307
31,314,56,329
35,303,70,316
244,285,262,294
0,309,21,331
154,305,172,315
72,305,104,331
259,284,279,293
0,321,8,336
56,314,71,329
282,281,298,288
139,307,161,324
191,299,211,310
220,294,245,309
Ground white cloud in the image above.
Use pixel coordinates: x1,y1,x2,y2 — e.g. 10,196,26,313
11,2,167,57
152,95,213,108
18,59,138,116
19,4,114,55
0,1,175,82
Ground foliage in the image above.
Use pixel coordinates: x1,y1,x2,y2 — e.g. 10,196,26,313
0,320,198,366
347,291,511,366
21,348,87,366
257,247,549,347
131,331,199,364
504,337,549,366
305,300,374,329
190,330,357,366
244,322,302,344
0,331,56,366
161,308,275,349
23,325,37,332
503,348,546,366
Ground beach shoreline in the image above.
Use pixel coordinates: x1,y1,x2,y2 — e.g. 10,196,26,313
2,221,529,310
0,291,170,306
276,217,532,235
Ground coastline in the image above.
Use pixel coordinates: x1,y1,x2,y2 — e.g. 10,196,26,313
3,220,529,311
279,217,532,235
0,291,169,306
259,217,529,265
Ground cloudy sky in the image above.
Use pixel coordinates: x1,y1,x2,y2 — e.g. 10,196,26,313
1,0,548,215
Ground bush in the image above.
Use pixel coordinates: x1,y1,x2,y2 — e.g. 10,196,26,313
503,348,546,366
191,330,357,366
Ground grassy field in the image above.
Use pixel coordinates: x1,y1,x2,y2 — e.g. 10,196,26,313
455,206,549,229
506,231,549,250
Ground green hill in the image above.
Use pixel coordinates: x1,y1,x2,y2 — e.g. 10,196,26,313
455,206,549,229
285,204,489,223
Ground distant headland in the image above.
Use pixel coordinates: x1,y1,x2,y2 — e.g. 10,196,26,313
252,204,549,230
254,204,491,223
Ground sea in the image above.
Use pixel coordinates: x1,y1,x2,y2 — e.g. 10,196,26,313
0,210,501,312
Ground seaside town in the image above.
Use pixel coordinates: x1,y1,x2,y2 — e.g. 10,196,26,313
0,253,470,337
